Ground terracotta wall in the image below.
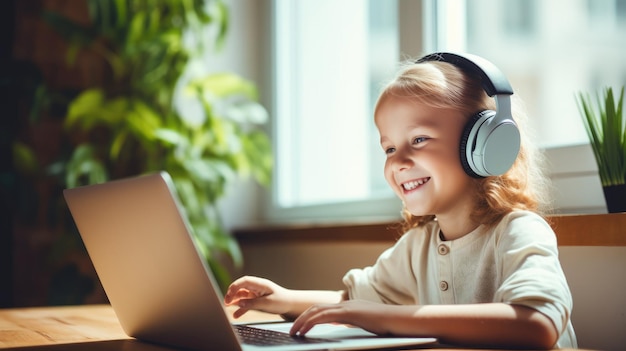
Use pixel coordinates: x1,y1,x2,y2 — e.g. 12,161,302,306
6,0,107,307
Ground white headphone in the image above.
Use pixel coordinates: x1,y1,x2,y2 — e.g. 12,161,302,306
417,52,521,178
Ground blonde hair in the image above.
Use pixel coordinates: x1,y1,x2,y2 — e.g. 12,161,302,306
374,59,552,231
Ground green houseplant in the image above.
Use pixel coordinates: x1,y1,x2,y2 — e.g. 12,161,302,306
576,86,626,213
26,0,271,293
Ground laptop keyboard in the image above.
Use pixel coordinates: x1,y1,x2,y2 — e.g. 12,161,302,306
234,324,333,346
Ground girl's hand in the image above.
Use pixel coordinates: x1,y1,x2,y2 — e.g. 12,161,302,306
224,276,292,318
289,300,392,336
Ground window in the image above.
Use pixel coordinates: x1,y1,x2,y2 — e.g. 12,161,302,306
269,0,407,222
266,0,626,222
458,0,626,148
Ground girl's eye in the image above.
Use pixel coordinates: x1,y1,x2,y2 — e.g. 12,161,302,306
413,136,428,144
384,147,396,155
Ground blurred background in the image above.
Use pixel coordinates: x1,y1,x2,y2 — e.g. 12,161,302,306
2,0,625,308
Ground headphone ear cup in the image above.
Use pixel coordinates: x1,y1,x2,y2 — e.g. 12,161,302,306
459,110,493,178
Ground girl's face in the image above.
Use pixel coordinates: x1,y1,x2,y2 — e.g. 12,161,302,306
375,95,476,219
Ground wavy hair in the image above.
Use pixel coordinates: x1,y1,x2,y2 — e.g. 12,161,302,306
374,59,552,232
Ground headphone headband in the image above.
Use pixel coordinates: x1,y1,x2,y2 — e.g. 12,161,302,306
417,52,514,96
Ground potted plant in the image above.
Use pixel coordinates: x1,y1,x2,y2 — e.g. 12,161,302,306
14,0,271,299
576,86,626,213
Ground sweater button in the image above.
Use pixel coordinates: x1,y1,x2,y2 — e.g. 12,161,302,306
438,244,449,255
439,281,449,291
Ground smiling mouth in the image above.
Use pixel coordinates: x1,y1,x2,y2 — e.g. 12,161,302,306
402,177,431,191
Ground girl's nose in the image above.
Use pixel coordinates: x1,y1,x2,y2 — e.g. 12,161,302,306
391,149,414,171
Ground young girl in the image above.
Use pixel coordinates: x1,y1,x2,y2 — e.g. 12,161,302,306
224,52,577,349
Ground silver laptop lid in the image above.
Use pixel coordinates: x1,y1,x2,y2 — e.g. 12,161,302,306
63,172,242,350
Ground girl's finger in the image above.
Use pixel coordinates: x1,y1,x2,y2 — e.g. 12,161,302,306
232,307,249,319
290,305,333,336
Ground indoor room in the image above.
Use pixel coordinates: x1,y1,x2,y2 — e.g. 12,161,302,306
1,1,625,350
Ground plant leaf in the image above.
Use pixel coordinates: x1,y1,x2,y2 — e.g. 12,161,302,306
12,142,40,175
191,73,258,100
65,89,105,128
577,87,626,186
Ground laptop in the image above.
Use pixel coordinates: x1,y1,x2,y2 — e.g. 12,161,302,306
63,171,436,351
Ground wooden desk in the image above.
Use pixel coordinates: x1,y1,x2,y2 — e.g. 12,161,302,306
0,305,277,349
0,305,282,350
0,304,587,351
